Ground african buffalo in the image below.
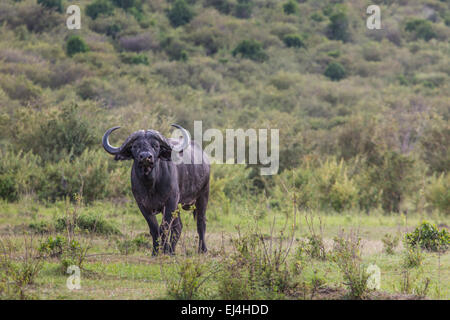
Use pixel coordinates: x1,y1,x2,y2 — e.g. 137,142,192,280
102,124,210,254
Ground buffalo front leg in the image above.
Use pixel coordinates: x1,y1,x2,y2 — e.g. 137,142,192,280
160,201,180,254
144,214,160,256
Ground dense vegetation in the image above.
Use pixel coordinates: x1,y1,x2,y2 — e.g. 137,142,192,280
0,0,448,216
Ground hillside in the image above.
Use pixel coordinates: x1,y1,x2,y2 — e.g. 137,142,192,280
0,0,449,212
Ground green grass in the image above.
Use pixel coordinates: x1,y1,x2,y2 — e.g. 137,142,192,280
1,198,448,300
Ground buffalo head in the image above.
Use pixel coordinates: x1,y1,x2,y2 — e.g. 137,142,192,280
102,124,191,175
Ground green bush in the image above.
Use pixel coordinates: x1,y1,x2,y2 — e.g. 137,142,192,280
167,0,195,27
86,0,114,20
405,221,449,252
111,0,141,10
232,40,268,62
405,19,436,41
324,62,347,81
282,34,305,48
66,35,90,57
120,52,149,65
327,11,350,42
0,173,18,202
283,1,298,15
55,213,120,235
234,0,253,19
425,173,450,214
37,0,63,13
206,0,232,14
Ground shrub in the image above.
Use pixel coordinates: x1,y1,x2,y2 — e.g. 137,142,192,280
0,236,43,299
120,53,149,65
66,35,90,57
86,0,114,20
234,0,253,19
405,19,436,41
0,173,18,202
111,0,141,9
28,221,52,234
405,221,449,252
167,0,195,27
165,257,211,300
402,245,424,268
119,33,159,52
38,235,66,257
324,62,346,81
160,36,189,61
16,104,96,163
420,126,450,174
283,1,298,15
55,213,120,235
425,173,450,215
232,40,268,62
382,233,399,255
37,0,63,13
332,233,371,299
205,0,232,14
327,11,350,42
282,34,305,48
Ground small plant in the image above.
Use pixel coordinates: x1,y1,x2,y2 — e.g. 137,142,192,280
0,235,43,299
405,221,449,252
306,235,327,260
165,257,212,300
116,238,137,255
38,235,66,257
402,245,424,268
382,233,399,255
28,221,51,235
66,36,90,57
331,231,371,299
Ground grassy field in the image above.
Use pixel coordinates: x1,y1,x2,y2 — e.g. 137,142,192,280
1,197,448,300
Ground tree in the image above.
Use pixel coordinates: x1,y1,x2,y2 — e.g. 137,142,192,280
167,0,195,27
324,62,346,81
232,40,268,62
327,11,350,42
66,35,90,57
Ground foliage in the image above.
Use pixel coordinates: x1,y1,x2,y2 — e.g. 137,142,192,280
282,34,305,48
37,0,62,13
232,40,268,62
86,0,115,20
382,233,399,255
324,62,346,81
283,1,298,15
425,173,450,215
331,232,371,299
405,221,449,252
167,0,195,27
66,35,90,57
326,10,350,42
405,19,436,41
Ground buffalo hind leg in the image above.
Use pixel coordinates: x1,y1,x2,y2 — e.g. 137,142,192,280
194,190,208,253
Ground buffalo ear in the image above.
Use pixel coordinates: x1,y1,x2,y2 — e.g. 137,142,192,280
159,145,172,161
114,148,133,161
